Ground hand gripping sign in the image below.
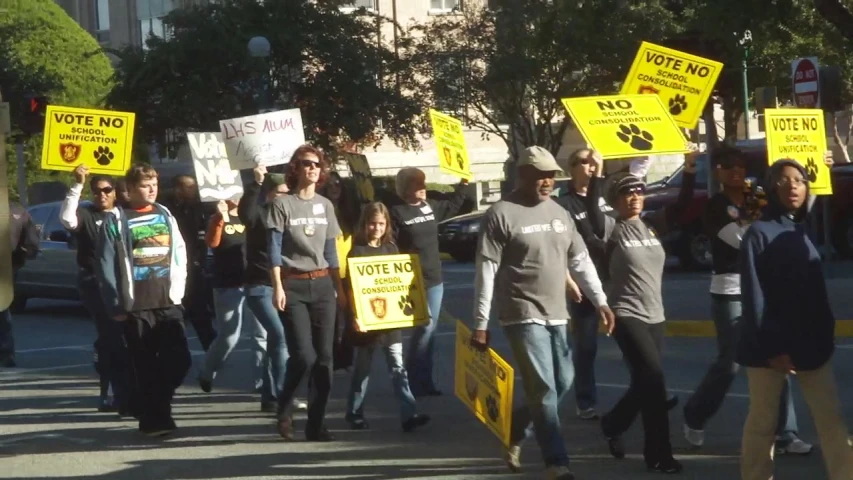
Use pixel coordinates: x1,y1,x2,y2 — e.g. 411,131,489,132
347,254,429,331
621,42,724,129
764,108,832,195
429,109,473,181
561,94,688,160
41,106,136,175
454,320,515,448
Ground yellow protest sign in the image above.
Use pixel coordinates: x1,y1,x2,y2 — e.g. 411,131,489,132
621,41,724,129
347,254,429,331
454,320,515,447
429,109,472,181
41,105,135,175
561,95,688,159
764,108,832,195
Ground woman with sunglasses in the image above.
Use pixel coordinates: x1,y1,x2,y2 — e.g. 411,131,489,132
266,145,345,442
588,148,698,474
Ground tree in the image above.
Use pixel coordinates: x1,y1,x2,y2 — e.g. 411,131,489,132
106,0,424,158
0,0,114,200
814,0,853,42
409,0,680,159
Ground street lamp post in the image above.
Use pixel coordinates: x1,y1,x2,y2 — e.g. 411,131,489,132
248,36,271,113
737,30,753,140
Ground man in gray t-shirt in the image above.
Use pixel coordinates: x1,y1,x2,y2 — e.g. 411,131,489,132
471,146,614,479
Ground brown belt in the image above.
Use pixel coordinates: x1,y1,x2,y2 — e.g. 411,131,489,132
283,268,329,280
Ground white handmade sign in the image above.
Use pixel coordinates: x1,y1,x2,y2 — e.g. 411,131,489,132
218,108,305,169
187,132,243,202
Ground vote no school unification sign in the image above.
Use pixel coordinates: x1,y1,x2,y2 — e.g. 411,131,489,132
41,105,135,175
764,108,832,195
621,41,723,129
561,94,688,160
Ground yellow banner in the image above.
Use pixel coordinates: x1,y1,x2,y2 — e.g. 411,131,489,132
41,105,135,175
429,109,472,181
561,95,688,160
454,320,515,448
764,108,832,195
621,41,724,129
347,254,429,331
342,151,375,203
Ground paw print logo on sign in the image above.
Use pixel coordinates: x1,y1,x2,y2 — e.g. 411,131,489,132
616,124,654,151
485,394,499,422
668,94,688,116
398,295,414,316
94,146,114,166
805,157,819,183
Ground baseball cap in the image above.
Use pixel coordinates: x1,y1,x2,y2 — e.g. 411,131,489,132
517,146,562,173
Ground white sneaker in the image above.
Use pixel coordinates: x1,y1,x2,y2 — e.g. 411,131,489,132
545,465,575,480
776,437,814,455
576,407,599,420
502,445,521,473
293,398,308,410
683,423,705,448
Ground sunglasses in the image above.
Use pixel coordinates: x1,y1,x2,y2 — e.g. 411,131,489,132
92,186,114,196
618,185,646,196
298,160,320,169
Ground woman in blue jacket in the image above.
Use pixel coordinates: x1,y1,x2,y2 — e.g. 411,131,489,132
739,159,853,480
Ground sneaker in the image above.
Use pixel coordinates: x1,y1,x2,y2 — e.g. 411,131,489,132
545,465,575,480
346,416,370,430
683,424,704,448
402,414,430,433
607,436,625,459
293,398,308,410
140,418,175,438
305,426,336,442
276,416,295,440
776,437,814,456
576,407,599,420
198,377,212,394
98,398,117,413
647,458,683,474
502,444,522,473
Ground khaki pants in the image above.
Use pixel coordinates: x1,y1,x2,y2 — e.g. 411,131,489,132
742,361,853,480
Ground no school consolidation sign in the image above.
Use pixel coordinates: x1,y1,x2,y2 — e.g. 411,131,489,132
347,254,429,331
561,94,688,159
621,42,723,129
41,106,135,175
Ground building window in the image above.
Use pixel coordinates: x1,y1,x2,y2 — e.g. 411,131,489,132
340,0,376,11
433,55,467,118
96,0,110,32
430,0,461,13
139,16,172,48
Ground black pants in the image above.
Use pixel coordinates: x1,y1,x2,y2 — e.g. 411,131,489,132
276,275,337,434
79,273,132,408
124,306,191,427
183,267,216,351
601,316,672,464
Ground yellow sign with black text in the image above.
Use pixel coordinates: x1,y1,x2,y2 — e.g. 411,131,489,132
429,109,472,181
561,95,688,160
454,321,515,448
621,41,724,129
347,254,429,331
41,105,135,175
764,108,832,195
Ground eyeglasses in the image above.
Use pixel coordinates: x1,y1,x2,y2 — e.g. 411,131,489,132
92,186,114,196
618,185,646,197
298,160,320,169
776,177,806,187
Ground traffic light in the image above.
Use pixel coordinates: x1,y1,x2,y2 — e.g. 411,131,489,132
19,95,48,135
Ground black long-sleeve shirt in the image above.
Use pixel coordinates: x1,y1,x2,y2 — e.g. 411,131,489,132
237,180,272,286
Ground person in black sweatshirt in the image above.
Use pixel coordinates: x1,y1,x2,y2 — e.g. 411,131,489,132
390,167,467,396
738,159,853,480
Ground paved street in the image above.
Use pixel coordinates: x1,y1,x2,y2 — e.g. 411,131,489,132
2,263,853,479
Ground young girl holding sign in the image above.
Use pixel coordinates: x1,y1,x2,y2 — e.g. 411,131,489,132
345,202,431,433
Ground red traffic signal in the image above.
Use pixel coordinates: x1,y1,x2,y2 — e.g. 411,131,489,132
20,95,48,135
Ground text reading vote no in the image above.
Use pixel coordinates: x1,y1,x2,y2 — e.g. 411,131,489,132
771,118,819,131
53,114,125,128
645,53,710,77
356,262,413,276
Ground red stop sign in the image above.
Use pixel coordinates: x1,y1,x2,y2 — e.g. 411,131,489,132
793,59,819,108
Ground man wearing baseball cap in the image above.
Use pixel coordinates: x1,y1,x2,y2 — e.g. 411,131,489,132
471,146,614,480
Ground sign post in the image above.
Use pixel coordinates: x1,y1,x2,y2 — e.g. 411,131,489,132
792,57,820,109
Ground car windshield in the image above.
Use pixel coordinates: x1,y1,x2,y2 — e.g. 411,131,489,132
665,149,768,189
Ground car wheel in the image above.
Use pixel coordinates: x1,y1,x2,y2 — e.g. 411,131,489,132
9,296,27,313
679,229,712,270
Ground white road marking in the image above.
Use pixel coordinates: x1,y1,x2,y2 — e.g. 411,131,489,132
0,432,95,446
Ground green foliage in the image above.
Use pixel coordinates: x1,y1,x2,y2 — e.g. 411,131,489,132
410,0,679,157
105,0,424,159
0,0,114,200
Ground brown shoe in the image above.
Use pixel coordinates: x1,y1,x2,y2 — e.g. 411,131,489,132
276,416,295,440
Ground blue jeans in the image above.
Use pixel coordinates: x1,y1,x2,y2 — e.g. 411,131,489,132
406,283,443,394
570,303,598,410
245,284,288,403
200,287,251,382
505,323,575,468
347,340,417,422
684,294,799,440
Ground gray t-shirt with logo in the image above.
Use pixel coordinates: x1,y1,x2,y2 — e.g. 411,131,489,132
479,196,586,323
264,193,341,272
606,218,667,324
